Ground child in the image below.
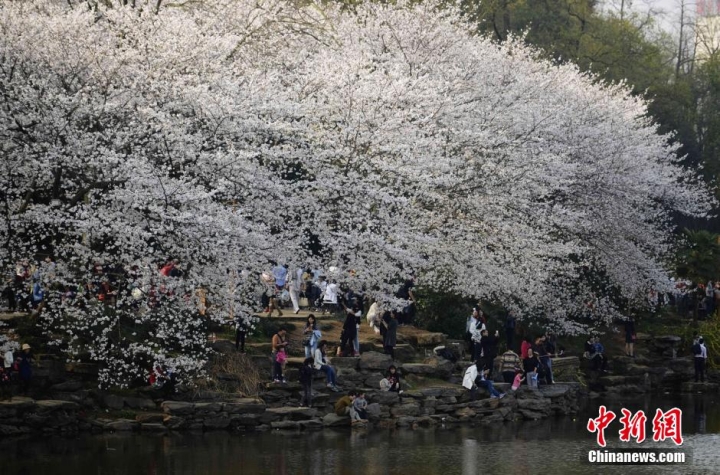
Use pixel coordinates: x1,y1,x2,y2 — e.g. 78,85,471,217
352,391,368,423
299,357,314,407
386,365,403,393
274,347,287,384
511,367,525,392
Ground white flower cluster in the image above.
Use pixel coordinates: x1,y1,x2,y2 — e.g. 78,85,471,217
0,0,711,386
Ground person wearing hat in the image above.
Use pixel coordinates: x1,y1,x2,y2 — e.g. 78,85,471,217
18,343,33,395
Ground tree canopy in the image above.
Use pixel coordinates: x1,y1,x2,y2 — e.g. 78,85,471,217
0,0,711,386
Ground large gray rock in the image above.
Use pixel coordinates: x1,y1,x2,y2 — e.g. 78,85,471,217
335,368,366,383
364,373,385,389
366,403,382,420
420,357,455,379
194,402,223,414
161,401,195,415
124,397,156,410
538,385,571,399
224,398,266,414
440,387,463,398
399,390,425,399
358,352,393,371
390,403,420,417
329,357,359,370
400,364,437,375
322,413,350,427
367,391,400,406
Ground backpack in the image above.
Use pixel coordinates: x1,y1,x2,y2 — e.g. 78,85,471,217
437,347,458,363
692,343,702,356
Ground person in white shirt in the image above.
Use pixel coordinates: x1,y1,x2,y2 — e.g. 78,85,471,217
322,280,339,313
694,337,708,383
287,268,303,314
4,346,15,371
469,309,486,362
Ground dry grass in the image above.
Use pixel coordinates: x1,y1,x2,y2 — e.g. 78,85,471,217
198,352,264,397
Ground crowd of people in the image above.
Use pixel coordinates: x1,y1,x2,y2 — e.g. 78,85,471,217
260,263,416,322
0,342,34,399
0,257,194,316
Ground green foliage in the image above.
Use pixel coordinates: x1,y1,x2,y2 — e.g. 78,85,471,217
676,229,720,283
695,318,720,369
416,289,471,339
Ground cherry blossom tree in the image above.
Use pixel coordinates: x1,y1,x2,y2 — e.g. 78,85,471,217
0,0,711,387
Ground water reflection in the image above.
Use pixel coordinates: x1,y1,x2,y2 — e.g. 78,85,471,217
2,395,719,475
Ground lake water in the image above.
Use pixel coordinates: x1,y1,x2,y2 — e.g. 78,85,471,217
2,393,719,475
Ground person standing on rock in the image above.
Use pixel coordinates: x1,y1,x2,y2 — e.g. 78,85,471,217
379,310,390,341
299,357,314,407
265,281,282,317
234,315,251,353
624,316,636,357
533,336,551,385
523,348,540,389
271,327,289,381
499,348,521,383
382,310,399,359
479,329,499,377
303,314,320,358
287,267,302,315
591,336,609,373
340,307,358,357
543,332,557,384
470,309,485,363
352,304,363,356
521,337,532,362
314,340,340,392
505,311,517,352
693,337,708,383
18,343,33,395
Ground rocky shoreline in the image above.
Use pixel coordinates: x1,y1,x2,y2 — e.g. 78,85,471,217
2,331,718,438
0,382,581,436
